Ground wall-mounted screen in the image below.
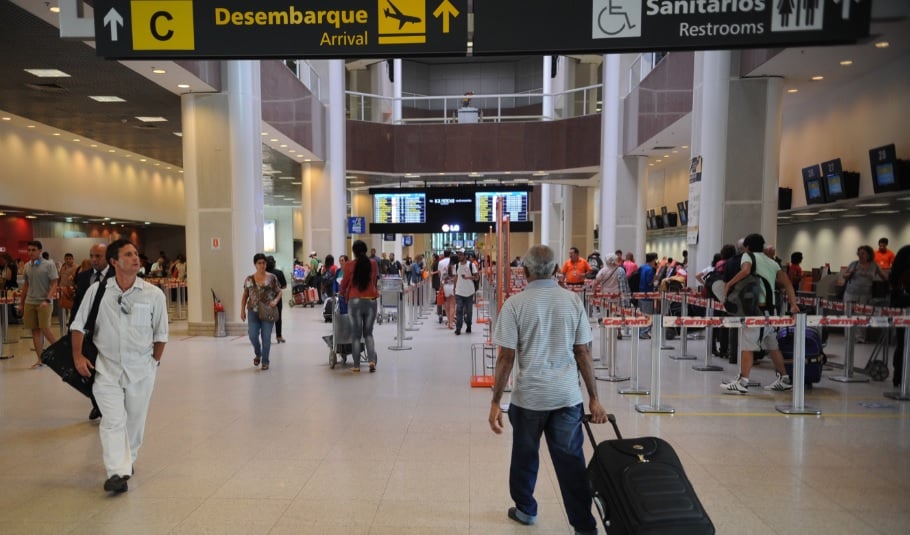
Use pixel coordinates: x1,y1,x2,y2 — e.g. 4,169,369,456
475,191,529,222
373,192,426,224
802,164,826,204
869,143,907,193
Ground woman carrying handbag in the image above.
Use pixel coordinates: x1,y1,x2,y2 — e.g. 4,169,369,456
240,253,282,371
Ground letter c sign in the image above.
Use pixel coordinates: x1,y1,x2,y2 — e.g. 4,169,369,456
131,1,195,51
151,11,174,41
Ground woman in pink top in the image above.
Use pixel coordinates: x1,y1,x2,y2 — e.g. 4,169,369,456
622,252,638,278
340,240,380,373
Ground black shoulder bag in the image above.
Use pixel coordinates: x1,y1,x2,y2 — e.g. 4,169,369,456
41,279,108,399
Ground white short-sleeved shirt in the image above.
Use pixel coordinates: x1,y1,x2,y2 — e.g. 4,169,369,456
492,279,592,411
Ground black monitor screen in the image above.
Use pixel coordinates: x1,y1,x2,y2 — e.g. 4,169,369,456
373,192,426,224
806,179,823,201
475,191,529,222
876,162,895,186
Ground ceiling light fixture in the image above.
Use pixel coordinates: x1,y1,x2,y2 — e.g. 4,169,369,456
135,116,168,122
49,6,61,13
681,145,689,149
856,203,889,207
152,68,166,74
24,68,70,77
787,88,799,93
89,96,126,102
51,132,60,136
177,83,190,89
839,60,853,66
1,117,10,121
874,41,889,49
871,210,899,214
811,75,824,81
269,138,278,142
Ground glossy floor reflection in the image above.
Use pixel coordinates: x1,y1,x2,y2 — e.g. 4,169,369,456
1,304,908,534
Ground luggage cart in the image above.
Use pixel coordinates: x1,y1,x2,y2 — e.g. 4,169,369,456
377,275,402,325
322,298,361,369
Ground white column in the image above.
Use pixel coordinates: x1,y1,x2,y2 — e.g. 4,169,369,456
599,54,621,254
690,51,731,279
327,59,347,259
760,77,784,243
393,59,403,123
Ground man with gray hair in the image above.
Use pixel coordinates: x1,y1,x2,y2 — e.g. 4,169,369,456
489,244,607,534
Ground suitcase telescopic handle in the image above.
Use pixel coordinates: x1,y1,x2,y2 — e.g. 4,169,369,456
582,413,622,446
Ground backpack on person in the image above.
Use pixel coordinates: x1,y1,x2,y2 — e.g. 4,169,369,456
724,252,774,316
626,269,641,304
704,269,726,302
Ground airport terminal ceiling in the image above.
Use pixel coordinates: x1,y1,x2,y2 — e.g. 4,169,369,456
1,1,908,210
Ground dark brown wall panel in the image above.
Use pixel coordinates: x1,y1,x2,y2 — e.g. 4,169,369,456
260,61,323,159
347,115,601,174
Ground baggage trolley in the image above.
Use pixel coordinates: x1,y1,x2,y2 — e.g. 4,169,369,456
323,298,361,369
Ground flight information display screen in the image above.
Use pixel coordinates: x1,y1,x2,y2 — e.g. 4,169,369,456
475,191,529,222
373,192,426,224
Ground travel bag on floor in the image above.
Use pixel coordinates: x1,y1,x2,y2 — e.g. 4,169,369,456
323,296,334,322
582,414,714,535
776,326,824,385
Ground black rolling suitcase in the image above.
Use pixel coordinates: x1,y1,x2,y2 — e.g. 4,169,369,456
323,297,335,323
582,414,714,535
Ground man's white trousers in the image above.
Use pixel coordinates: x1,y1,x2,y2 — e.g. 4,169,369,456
93,366,157,478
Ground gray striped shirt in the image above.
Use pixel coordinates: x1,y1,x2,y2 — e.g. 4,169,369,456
492,279,592,411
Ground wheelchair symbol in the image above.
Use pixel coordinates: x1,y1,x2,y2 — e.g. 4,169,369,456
597,0,636,36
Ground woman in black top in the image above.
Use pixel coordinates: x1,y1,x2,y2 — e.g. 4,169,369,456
890,246,910,387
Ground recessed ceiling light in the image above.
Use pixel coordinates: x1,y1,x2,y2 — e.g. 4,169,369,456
777,216,792,220
152,68,167,74
108,149,115,153
269,138,278,142
655,159,662,163
145,222,151,225
291,181,302,185
648,163,654,167
671,150,678,154
681,145,689,149
856,203,889,207
278,176,294,180
1,117,10,121
819,208,847,213
125,154,131,158
793,212,818,216
25,215,37,219
839,60,853,66
811,75,824,81
177,84,190,89
787,88,799,93
90,144,97,147
24,68,70,77
51,132,60,136
89,96,126,102
139,158,147,162
297,154,304,158
874,41,889,49
261,132,268,136
135,116,168,122
288,149,296,153
173,132,182,137
49,6,60,13
350,180,366,185
27,125,36,128
72,138,80,142
871,210,899,214
279,144,287,148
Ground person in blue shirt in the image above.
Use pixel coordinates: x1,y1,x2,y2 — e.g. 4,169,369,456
637,252,658,339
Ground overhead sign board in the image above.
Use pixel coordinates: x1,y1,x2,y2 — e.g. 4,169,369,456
93,0,467,59
473,0,871,55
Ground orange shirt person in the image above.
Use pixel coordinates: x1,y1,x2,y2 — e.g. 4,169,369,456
560,247,591,285
875,238,895,270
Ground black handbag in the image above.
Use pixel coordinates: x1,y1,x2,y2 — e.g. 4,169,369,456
41,279,108,399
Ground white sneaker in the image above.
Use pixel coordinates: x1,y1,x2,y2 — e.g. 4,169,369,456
721,375,749,395
764,373,793,391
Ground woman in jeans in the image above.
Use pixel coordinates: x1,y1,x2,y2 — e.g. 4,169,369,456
340,240,380,373
240,253,282,370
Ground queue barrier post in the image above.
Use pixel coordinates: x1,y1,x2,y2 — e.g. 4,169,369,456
56,300,67,337
777,313,822,415
594,316,609,370
670,294,697,360
404,286,420,331
597,317,629,383
389,281,412,351
619,321,649,395
830,302,869,383
884,311,910,401
659,292,674,350
0,297,14,360
636,313,675,414
693,301,723,372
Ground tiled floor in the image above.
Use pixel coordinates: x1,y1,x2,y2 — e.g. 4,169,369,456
1,301,908,534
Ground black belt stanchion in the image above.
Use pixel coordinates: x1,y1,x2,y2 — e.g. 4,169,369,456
884,311,910,401
693,302,723,372
636,313,675,414
830,302,869,383
669,294,697,360
777,313,822,415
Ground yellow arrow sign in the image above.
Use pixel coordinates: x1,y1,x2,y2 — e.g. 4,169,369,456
433,0,459,34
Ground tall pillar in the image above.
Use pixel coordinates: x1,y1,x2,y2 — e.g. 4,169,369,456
327,59,348,259
599,54,621,254
690,51,731,279
540,56,568,255
183,60,263,335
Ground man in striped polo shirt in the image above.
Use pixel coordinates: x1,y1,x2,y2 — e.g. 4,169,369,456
489,244,607,534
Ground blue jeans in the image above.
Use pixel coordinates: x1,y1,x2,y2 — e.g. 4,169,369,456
455,293,474,330
508,403,596,533
638,298,653,336
349,298,378,367
247,309,274,365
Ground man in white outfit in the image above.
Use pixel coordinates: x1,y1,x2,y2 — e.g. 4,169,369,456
71,239,169,493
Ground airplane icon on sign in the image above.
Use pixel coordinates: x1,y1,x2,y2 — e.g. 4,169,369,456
384,0,421,30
